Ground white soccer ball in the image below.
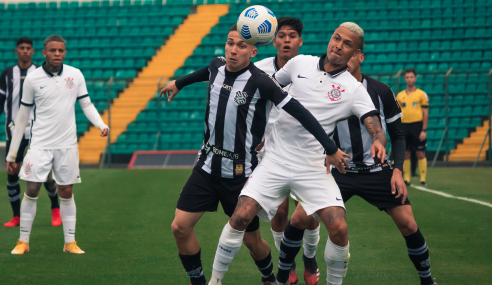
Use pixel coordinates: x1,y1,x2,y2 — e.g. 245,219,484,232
237,5,278,47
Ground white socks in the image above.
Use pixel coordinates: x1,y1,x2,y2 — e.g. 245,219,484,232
271,228,283,252
19,193,37,244
60,195,76,244
303,225,320,258
210,222,245,284
324,238,350,285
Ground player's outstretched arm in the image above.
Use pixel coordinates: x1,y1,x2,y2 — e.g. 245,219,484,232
6,104,32,170
160,66,210,102
79,96,109,137
363,115,388,161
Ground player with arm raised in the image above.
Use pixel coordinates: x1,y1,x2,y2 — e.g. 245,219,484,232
1,37,61,228
159,24,343,285
9,35,108,255
210,22,387,285
255,17,321,285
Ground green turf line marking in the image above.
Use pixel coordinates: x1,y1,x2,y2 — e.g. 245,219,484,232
411,185,492,208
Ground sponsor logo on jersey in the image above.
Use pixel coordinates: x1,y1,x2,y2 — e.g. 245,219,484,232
235,164,244,175
328,85,345,102
25,163,33,175
222,84,232,91
65,77,75,89
401,102,407,108
234,91,248,105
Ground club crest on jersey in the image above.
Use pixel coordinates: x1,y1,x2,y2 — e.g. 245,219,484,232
25,163,33,175
234,91,248,105
328,85,345,102
65,77,75,89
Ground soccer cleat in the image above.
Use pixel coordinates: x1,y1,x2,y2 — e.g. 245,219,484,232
302,254,320,285
404,181,410,186
63,241,85,254
11,240,29,254
262,274,277,284
431,278,438,285
289,260,298,284
4,216,20,227
420,181,427,187
51,208,62,227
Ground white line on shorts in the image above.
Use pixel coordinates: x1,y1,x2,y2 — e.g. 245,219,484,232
411,185,492,208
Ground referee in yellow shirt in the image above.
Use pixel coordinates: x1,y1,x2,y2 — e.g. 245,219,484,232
397,68,429,186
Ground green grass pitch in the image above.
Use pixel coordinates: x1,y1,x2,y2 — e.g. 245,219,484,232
0,168,491,284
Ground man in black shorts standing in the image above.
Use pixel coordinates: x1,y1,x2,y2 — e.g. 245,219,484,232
334,46,437,285
159,24,342,285
1,37,61,228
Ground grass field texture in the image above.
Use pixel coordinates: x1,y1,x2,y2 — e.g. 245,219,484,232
0,168,491,284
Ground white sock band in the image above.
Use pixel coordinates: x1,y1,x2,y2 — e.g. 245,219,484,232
271,228,284,252
60,195,76,244
303,225,320,258
212,222,245,273
324,238,350,285
19,193,38,244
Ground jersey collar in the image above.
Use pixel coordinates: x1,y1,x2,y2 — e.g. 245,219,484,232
273,55,280,72
317,54,347,77
42,62,63,77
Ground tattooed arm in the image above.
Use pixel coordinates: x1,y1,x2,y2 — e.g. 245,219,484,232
363,115,387,161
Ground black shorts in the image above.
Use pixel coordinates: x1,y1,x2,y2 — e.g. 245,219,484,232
5,139,30,163
332,167,411,211
402,122,426,152
177,166,260,232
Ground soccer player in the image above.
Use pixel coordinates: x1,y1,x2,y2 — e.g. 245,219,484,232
8,35,109,254
210,23,387,285
159,24,343,285
1,37,62,228
396,68,429,186
255,17,320,285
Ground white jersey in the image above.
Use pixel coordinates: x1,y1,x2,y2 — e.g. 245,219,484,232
254,56,291,139
266,54,378,171
20,64,88,149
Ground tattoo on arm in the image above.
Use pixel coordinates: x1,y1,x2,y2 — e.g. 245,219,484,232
363,115,388,146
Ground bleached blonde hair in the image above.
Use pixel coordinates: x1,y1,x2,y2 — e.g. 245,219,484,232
339,22,364,49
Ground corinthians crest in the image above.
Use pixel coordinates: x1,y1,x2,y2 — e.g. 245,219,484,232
65,77,75,89
328,84,345,102
25,162,33,175
234,91,248,105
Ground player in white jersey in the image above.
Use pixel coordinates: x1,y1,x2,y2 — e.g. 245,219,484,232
210,23,388,285
7,35,109,254
255,17,321,285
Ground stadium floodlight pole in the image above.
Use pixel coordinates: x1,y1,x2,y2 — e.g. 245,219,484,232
473,129,490,168
154,76,164,151
394,69,402,93
431,125,447,168
488,69,492,166
444,67,452,166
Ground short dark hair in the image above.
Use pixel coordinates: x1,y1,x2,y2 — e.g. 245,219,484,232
16,36,33,47
230,24,237,32
405,68,416,76
44,35,66,49
277,17,303,37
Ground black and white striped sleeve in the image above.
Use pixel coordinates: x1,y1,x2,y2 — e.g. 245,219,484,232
381,84,402,123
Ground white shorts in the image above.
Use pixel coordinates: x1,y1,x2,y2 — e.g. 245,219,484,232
19,148,81,185
240,155,345,222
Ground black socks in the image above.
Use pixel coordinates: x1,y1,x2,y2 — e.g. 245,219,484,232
404,228,433,285
276,221,305,283
179,249,207,285
7,174,21,217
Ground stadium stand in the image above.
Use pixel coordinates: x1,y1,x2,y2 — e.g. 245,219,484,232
0,0,491,163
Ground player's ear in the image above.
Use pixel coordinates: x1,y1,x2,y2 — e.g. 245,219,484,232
299,36,303,47
251,47,257,58
359,53,365,63
42,49,46,58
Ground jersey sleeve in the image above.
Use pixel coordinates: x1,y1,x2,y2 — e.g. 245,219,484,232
77,70,89,100
256,73,292,109
20,77,34,106
351,84,379,123
420,90,429,107
0,69,6,96
272,56,297,87
380,84,402,123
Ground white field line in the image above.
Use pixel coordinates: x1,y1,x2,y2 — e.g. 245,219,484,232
411,185,492,208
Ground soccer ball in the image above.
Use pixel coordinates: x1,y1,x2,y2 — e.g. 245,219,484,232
237,5,278,47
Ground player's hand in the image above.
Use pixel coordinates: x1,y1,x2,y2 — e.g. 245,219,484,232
371,140,386,161
255,140,265,151
419,131,427,142
100,128,109,137
391,168,407,204
6,161,17,172
326,149,351,174
159,80,180,102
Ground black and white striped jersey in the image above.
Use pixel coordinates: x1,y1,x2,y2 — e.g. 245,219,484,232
333,74,402,172
175,57,292,179
0,64,39,140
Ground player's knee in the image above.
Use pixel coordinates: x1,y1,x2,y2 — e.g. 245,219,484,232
329,220,348,240
416,151,426,160
398,218,418,236
171,220,192,239
290,213,311,229
229,214,252,231
25,183,41,198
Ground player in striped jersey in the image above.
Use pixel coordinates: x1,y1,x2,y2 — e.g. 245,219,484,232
1,37,61,228
159,24,343,285
255,17,321,285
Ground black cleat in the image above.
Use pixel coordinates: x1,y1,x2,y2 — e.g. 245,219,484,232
302,254,320,285
411,172,418,177
288,260,298,284
420,181,427,187
262,273,276,285
404,181,410,186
